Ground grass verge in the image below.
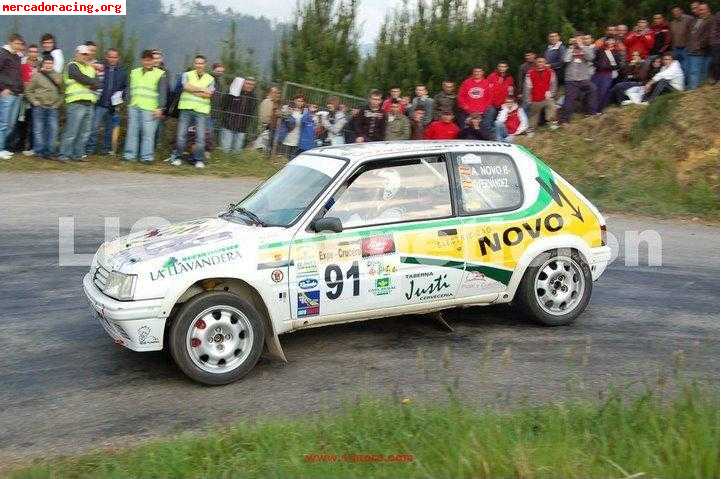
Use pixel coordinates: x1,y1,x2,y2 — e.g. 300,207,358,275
8,384,718,479
0,149,286,179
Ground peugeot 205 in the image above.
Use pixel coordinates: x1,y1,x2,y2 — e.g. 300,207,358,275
83,141,612,385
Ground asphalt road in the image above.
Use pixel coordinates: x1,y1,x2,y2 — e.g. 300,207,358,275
0,171,718,464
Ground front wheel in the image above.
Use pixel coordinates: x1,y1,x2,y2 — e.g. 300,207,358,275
169,291,265,385
515,250,592,326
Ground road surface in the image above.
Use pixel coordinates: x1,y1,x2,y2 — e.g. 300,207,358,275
0,171,718,464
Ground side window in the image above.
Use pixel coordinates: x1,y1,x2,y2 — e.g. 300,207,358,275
453,152,522,214
325,157,452,229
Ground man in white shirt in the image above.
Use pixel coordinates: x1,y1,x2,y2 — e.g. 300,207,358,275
643,52,685,102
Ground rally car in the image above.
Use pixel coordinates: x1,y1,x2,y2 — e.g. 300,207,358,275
83,141,611,385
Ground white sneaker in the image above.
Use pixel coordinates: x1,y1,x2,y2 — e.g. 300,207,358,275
22,150,35,157
0,150,13,159
640,101,649,106
170,158,182,167
195,161,206,169
621,100,633,106
549,122,560,130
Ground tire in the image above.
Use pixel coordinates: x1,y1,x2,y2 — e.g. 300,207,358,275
515,249,592,326
169,291,265,385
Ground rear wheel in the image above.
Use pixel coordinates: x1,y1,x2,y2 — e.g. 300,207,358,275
516,250,592,326
169,291,265,385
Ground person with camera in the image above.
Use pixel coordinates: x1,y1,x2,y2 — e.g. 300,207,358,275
560,33,597,123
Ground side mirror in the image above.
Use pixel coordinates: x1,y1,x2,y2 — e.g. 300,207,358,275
311,217,343,233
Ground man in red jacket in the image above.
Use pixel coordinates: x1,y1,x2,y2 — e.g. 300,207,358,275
625,19,656,59
458,67,493,126
524,57,558,133
423,110,460,139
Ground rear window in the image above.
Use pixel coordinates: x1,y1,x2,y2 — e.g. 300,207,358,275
452,152,522,214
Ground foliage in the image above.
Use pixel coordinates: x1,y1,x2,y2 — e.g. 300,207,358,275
95,19,138,69
219,20,259,79
272,0,362,93
7,385,719,478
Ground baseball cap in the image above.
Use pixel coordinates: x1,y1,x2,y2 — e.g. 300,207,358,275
76,45,91,54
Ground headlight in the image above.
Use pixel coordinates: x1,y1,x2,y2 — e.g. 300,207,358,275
104,271,137,301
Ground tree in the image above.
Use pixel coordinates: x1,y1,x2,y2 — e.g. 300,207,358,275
271,0,361,93
96,19,138,69
220,20,259,78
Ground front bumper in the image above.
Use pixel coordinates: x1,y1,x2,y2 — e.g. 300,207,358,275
589,246,612,281
83,273,166,351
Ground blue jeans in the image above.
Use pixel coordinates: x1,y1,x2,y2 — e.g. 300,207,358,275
59,102,94,160
0,94,20,151
591,72,614,112
173,109,208,163
219,128,246,153
495,123,515,143
86,105,117,154
124,107,159,162
686,54,708,90
32,106,59,156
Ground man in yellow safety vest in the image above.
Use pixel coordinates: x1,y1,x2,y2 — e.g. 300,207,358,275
58,44,99,162
123,49,168,163
169,55,214,168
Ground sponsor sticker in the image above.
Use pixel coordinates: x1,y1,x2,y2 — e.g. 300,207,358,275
361,235,396,257
271,269,285,283
298,278,319,290
319,240,362,262
150,251,242,281
369,276,396,296
366,259,398,277
404,273,453,301
295,259,318,277
297,290,320,317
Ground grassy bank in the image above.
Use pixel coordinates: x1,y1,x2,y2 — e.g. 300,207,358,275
8,385,718,479
0,148,285,179
519,85,720,220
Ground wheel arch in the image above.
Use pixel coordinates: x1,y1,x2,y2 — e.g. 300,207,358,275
163,277,287,362
504,235,592,301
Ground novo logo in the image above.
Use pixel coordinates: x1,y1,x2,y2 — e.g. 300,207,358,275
478,213,564,256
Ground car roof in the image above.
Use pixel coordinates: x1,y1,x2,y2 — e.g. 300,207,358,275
310,140,518,163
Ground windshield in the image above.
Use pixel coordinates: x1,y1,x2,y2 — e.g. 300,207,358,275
232,155,347,227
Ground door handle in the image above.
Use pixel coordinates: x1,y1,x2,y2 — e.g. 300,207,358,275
438,228,457,236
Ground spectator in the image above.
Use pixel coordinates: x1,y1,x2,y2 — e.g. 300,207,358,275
320,96,348,145
595,25,617,47
433,80,457,120
613,56,663,103
592,37,624,112
691,1,701,16
84,41,98,63
209,62,228,147
275,94,305,159
516,52,536,101
561,34,597,123
544,32,567,84
409,106,425,140
524,57,559,133
381,87,405,114
457,67,493,130
354,89,386,142
298,103,319,152
123,49,167,163
625,19,656,59
650,14,672,57
582,34,595,47
614,24,630,58
486,61,514,117
423,109,460,139
13,43,39,156
219,77,257,153
87,48,127,156
58,45,99,162
642,51,685,102
169,55,214,168
0,34,24,160
384,99,410,140
25,57,61,159
151,49,171,149
21,44,39,83
39,33,63,73
686,2,713,89
408,84,433,126
458,113,492,140
670,6,695,72
258,85,280,150
495,96,528,143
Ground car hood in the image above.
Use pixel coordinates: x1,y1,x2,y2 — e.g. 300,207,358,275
97,217,288,274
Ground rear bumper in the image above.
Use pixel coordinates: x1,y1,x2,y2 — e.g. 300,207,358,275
589,246,612,281
83,273,166,351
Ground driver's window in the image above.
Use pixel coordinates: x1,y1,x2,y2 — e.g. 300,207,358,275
326,157,452,229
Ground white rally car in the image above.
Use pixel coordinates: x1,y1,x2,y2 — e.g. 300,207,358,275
84,141,611,385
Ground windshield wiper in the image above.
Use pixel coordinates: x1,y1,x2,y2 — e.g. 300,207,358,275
229,205,267,227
